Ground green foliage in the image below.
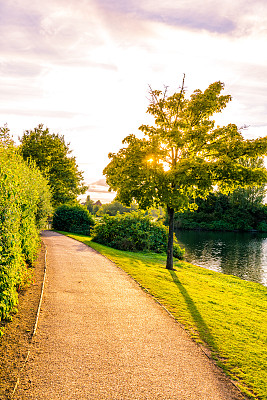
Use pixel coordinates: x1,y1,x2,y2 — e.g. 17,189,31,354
91,212,184,259
96,200,138,216
84,195,95,214
104,79,267,269
229,158,266,209
258,220,267,232
0,124,14,147
175,187,267,232
52,204,94,235
105,81,267,212
0,134,52,322
19,124,87,208
84,196,104,215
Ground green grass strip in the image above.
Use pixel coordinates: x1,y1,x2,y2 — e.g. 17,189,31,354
60,232,267,400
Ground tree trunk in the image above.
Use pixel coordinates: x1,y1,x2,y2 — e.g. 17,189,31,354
166,206,174,270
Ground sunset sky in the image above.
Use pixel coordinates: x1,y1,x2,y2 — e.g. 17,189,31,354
1,0,267,202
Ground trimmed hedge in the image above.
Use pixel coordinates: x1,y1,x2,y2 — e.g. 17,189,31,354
0,142,52,323
91,212,184,259
52,204,94,235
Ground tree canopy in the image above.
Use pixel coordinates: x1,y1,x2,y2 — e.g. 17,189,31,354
104,78,267,269
19,124,87,208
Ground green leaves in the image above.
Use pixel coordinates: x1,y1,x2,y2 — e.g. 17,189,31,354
91,212,184,259
104,78,267,268
105,79,267,213
52,204,94,235
0,139,52,322
175,179,267,231
19,124,87,208
187,82,231,124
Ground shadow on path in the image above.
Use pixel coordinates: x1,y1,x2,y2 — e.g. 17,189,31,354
169,270,219,356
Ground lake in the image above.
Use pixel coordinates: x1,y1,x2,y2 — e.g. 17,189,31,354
175,229,267,286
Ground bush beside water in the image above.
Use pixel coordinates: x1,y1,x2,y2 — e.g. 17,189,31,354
91,212,184,259
174,192,267,232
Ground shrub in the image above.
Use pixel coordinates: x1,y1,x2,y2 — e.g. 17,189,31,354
91,212,184,259
52,204,94,235
257,221,267,232
0,140,52,322
174,190,267,232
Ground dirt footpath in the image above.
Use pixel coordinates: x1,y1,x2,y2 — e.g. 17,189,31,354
14,231,245,400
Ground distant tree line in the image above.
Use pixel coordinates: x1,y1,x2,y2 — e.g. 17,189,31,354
84,191,267,233
174,190,267,231
84,196,138,216
174,158,267,232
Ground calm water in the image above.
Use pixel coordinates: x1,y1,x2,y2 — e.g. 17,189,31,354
175,230,267,286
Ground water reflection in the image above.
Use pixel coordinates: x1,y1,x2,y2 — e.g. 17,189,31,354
175,230,267,286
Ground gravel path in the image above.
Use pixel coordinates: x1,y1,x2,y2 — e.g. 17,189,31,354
14,231,244,399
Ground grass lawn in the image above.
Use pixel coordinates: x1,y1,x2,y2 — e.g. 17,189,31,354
59,232,267,400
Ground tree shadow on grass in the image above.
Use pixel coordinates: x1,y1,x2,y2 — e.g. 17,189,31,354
169,270,219,357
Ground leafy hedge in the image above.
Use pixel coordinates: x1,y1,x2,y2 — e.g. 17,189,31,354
91,212,184,259
52,204,94,235
0,140,52,323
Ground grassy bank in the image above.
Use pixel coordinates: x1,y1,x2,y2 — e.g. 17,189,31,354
61,232,267,400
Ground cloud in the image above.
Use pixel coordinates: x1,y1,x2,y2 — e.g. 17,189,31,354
94,0,267,37
0,1,45,57
83,178,116,204
88,179,110,193
0,61,42,77
0,0,105,66
224,63,267,127
141,1,236,34
1,108,78,119
1,0,267,71
0,1,41,30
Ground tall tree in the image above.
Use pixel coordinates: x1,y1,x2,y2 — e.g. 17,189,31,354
104,78,267,269
20,124,87,208
84,195,95,214
0,124,14,146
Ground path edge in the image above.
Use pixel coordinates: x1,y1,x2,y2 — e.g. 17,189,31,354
11,239,48,398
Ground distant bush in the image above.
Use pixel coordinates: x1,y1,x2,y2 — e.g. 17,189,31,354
0,137,52,323
91,212,184,259
96,200,138,216
52,204,94,235
257,221,267,232
174,191,267,232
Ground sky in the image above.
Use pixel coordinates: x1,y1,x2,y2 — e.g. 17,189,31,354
1,0,267,202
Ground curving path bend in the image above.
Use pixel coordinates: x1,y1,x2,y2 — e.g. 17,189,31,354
14,231,245,400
